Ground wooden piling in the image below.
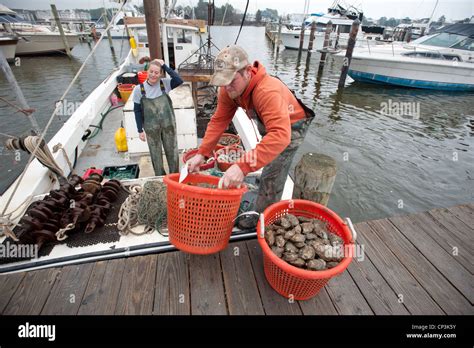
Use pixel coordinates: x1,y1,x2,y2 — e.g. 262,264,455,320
143,0,163,59
50,4,71,58
81,20,90,43
276,19,282,54
103,8,115,52
337,19,360,90
0,50,41,135
292,153,337,206
297,20,306,58
319,20,333,67
307,21,317,51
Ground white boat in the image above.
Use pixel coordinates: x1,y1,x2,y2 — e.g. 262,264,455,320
340,23,474,91
0,18,294,274
0,33,18,61
279,4,363,51
0,5,81,56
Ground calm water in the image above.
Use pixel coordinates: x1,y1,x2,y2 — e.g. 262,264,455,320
1,26,473,222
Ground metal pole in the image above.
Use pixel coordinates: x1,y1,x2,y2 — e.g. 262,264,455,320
0,50,41,135
338,19,360,90
143,0,163,59
103,8,115,52
50,4,72,58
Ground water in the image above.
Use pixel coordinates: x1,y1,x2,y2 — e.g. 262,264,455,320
1,26,473,222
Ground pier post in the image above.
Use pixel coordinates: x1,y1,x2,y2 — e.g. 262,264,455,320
293,153,337,206
297,21,306,59
143,0,163,59
102,8,115,52
307,21,317,51
276,18,283,54
319,21,333,67
337,19,360,90
50,4,72,58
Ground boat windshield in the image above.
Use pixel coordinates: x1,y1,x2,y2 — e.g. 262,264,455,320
413,32,473,51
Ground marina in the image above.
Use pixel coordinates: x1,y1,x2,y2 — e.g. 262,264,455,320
0,0,472,335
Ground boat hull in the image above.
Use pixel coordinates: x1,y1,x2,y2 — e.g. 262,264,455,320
0,37,18,61
280,30,350,50
15,34,81,56
348,56,474,91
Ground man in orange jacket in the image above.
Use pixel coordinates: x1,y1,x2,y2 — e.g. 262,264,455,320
188,45,314,229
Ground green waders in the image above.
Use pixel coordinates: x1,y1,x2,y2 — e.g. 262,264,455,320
140,82,179,176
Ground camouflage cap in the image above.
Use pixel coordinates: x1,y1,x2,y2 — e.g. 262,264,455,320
210,45,249,86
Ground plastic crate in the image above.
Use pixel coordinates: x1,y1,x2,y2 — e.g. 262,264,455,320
103,164,140,180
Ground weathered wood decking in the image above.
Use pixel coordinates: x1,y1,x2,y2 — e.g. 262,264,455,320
1,203,473,315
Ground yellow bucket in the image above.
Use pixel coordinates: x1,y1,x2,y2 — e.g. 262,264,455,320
118,84,135,103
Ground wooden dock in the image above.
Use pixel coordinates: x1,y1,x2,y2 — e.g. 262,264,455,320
1,203,472,315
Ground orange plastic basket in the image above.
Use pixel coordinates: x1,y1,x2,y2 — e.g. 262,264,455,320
257,199,355,300
163,173,247,254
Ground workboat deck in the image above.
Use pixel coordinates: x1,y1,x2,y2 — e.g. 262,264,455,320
1,203,472,315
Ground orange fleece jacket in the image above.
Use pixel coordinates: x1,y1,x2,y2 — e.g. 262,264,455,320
198,61,307,175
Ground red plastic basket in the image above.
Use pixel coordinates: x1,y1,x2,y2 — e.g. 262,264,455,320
163,173,247,254
216,133,241,151
182,148,215,171
257,199,355,300
137,70,148,84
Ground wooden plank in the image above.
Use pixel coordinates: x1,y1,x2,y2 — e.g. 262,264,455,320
355,222,444,315
41,263,94,315
220,241,265,315
0,272,26,314
246,240,303,315
447,204,474,228
78,259,125,315
189,253,227,315
115,255,157,315
153,252,190,315
298,287,338,315
411,212,473,274
325,269,374,315
428,207,473,247
4,268,60,315
346,246,410,315
388,215,474,306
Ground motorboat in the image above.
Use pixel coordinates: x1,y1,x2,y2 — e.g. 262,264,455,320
0,5,81,56
340,23,474,91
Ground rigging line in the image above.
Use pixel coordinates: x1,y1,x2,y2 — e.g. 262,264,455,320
0,0,129,217
0,96,35,116
234,0,249,45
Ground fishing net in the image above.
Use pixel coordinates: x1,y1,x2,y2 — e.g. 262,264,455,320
137,180,168,235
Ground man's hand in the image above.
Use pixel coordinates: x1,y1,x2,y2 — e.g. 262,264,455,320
222,164,244,188
139,132,146,142
187,153,205,172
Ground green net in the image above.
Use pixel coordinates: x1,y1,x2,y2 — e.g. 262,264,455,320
137,180,168,233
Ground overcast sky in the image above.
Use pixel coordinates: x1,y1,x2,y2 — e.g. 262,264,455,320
4,0,473,20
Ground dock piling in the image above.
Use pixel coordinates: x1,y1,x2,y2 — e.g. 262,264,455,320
307,21,317,52
292,153,337,206
319,21,333,67
50,4,72,58
102,9,115,52
337,19,360,90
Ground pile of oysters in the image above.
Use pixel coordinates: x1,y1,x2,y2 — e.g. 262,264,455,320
264,214,345,271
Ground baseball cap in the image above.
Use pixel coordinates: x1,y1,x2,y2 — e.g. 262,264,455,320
210,45,250,86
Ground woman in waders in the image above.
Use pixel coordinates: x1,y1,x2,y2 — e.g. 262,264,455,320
132,59,183,175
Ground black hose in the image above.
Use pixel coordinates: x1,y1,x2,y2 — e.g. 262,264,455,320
234,0,249,44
